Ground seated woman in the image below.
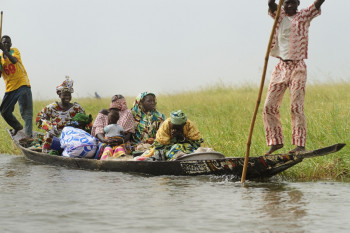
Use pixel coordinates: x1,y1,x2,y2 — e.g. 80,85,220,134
131,92,165,151
91,94,134,157
136,110,203,161
92,95,134,142
35,76,86,153
100,110,128,160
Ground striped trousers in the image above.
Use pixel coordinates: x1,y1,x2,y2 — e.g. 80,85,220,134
263,60,307,147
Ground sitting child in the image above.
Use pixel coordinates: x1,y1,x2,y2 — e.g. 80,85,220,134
100,110,128,159
104,111,124,139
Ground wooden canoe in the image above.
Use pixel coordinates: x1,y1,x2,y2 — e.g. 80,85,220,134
7,129,345,179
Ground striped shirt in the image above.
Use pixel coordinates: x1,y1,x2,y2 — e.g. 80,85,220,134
269,4,321,60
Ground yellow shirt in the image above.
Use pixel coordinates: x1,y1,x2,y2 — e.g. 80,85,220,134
156,118,201,145
0,48,30,92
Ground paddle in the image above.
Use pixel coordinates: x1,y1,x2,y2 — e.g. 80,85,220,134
241,0,284,183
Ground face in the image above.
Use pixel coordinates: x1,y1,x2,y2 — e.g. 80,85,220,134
171,123,185,132
118,98,128,110
141,94,156,112
1,37,12,51
284,0,299,16
59,91,72,104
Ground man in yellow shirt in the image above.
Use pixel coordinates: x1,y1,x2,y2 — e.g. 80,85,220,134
0,35,33,139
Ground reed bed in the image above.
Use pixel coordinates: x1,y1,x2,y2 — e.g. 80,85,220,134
1,82,349,181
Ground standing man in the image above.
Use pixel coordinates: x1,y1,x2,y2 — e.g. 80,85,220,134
0,35,33,139
263,0,325,155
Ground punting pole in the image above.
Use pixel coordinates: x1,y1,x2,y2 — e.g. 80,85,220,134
241,0,284,183
0,11,3,39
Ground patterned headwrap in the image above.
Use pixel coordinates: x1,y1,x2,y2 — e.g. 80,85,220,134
131,92,156,113
131,92,165,143
71,113,93,125
56,76,74,94
109,94,127,111
170,110,187,125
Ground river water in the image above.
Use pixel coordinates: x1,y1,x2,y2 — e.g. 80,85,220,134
0,154,349,233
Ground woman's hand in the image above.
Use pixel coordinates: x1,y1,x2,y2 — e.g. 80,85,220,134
145,137,154,144
171,128,185,141
106,137,124,146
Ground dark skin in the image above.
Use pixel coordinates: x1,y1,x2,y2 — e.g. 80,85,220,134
141,94,156,143
170,123,186,142
0,36,18,78
57,91,73,111
141,94,156,113
268,0,325,16
266,0,325,155
95,109,124,145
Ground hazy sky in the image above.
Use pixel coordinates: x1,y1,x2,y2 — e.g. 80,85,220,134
1,0,349,100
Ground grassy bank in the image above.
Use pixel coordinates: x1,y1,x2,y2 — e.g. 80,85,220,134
1,83,349,181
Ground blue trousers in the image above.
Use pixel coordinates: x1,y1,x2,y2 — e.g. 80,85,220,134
0,85,33,137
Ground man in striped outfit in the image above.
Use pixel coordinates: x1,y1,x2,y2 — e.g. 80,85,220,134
263,0,325,155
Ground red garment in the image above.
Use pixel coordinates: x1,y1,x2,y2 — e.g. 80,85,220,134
263,60,307,147
269,3,321,60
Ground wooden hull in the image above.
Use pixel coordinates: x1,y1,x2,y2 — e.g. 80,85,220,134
8,130,345,179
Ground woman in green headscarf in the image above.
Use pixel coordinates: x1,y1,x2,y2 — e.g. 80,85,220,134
131,92,165,149
136,110,203,161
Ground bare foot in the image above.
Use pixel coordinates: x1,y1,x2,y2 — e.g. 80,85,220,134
289,146,305,154
265,144,284,155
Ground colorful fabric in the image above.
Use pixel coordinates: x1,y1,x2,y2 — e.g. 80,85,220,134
263,60,307,147
56,76,74,94
156,118,201,145
36,102,85,151
142,118,203,160
91,110,135,136
71,113,93,133
91,97,135,136
109,97,127,110
170,110,187,125
269,3,321,60
0,48,30,92
60,126,98,158
72,113,92,125
100,144,127,160
131,92,165,143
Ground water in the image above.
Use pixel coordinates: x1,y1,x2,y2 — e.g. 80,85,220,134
1,154,349,233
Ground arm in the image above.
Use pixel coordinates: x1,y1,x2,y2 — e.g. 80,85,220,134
268,0,277,13
314,0,325,10
0,43,17,64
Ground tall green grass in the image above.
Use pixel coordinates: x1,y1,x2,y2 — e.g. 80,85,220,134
1,83,349,181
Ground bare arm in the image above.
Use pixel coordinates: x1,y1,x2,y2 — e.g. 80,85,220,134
268,0,277,13
0,43,18,64
314,0,325,10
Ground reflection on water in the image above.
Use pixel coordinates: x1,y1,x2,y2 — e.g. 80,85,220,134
1,154,350,233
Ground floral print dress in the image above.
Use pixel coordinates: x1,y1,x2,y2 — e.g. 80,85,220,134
36,102,85,152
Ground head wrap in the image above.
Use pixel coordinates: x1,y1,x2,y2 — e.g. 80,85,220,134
170,110,187,125
72,113,92,124
56,76,74,94
131,92,156,113
109,95,127,111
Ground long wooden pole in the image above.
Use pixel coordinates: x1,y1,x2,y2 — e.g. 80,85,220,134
0,11,3,39
241,0,284,183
